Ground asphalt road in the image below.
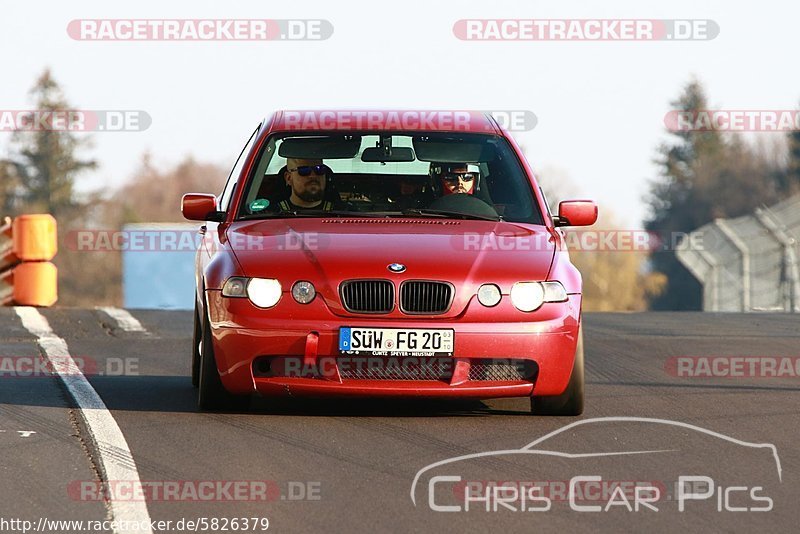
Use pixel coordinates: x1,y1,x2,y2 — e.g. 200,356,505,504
1,308,798,533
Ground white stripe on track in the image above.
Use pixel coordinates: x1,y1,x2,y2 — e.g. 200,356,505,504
14,306,153,534
97,307,147,333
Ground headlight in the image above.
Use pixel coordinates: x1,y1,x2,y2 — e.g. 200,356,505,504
510,282,545,312
292,281,316,304
477,284,501,307
510,281,568,312
222,277,248,297
247,278,282,308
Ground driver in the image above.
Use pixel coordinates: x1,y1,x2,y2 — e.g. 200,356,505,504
277,158,335,211
431,162,480,196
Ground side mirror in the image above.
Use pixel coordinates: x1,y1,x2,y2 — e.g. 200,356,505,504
555,200,598,227
181,193,224,222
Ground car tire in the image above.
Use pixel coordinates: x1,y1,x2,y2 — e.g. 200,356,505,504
530,326,584,416
191,301,202,388
197,300,249,412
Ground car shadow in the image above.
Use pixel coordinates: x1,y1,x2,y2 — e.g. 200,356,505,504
3,374,796,415
0,374,530,416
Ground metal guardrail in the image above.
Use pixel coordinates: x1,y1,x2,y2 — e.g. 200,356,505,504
676,195,800,312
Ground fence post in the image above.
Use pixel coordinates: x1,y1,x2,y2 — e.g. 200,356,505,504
754,207,799,313
715,219,751,312
696,248,719,312
676,230,719,311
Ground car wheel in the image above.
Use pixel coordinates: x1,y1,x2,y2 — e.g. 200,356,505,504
197,301,249,412
191,301,201,388
530,326,584,416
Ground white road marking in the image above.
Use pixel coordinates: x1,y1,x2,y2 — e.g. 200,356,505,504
14,307,153,534
97,307,147,333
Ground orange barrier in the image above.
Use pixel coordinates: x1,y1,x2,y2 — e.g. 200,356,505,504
0,214,58,307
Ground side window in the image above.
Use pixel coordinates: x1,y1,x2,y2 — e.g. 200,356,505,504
219,124,260,212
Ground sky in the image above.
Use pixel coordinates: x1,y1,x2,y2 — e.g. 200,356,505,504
2,0,799,228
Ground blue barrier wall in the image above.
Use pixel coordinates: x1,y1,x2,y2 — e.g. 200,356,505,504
122,223,200,310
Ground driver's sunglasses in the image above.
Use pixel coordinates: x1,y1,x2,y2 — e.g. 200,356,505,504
443,172,476,184
289,164,328,177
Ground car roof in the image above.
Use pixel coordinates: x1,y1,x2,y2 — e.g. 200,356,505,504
266,110,501,134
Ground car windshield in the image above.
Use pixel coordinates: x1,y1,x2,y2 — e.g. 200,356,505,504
236,132,543,224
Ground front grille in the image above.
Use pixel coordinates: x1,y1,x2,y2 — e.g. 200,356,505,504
340,280,394,313
469,359,536,381
338,357,452,381
400,281,453,314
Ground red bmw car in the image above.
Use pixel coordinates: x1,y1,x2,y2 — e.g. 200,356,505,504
182,110,597,414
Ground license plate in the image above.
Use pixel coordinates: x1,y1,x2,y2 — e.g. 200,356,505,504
339,327,454,356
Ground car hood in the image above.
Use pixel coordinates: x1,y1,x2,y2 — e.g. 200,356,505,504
226,217,555,315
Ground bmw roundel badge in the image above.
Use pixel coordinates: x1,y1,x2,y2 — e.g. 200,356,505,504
387,263,406,273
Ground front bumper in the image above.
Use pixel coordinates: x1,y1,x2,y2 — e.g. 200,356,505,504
206,291,581,399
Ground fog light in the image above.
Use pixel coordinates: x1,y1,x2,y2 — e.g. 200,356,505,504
477,284,501,307
256,359,271,374
292,281,316,304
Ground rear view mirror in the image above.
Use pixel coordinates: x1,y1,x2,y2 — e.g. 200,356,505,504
182,193,223,222
556,200,598,227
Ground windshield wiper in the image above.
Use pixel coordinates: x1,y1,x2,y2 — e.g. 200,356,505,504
243,210,375,219
243,209,501,221
401,208,502,222
279,209,379,217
